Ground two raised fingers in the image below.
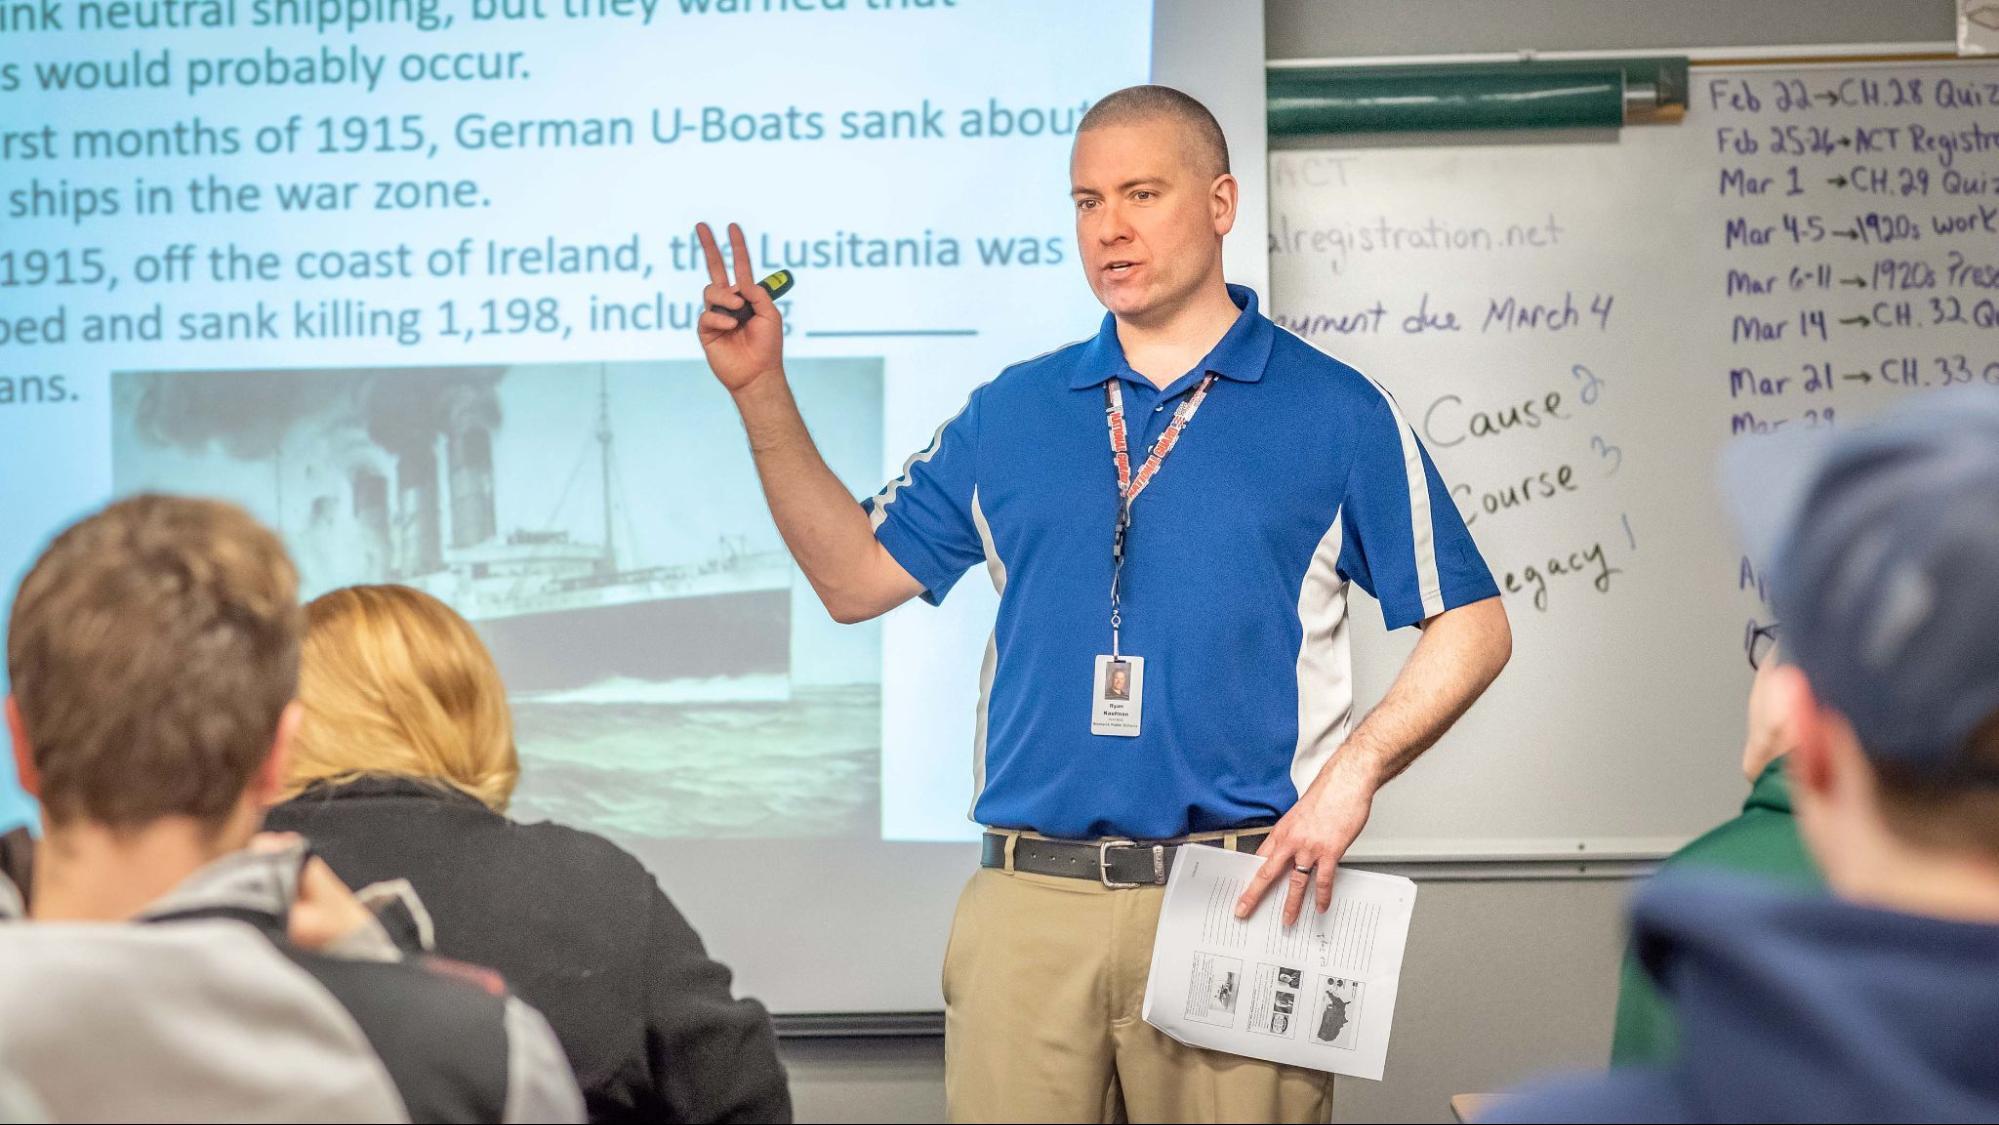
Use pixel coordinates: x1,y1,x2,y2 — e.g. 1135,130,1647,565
694,221,771,320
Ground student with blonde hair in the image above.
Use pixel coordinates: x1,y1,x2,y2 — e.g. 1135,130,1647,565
282,585,520,812
266,584,790,1124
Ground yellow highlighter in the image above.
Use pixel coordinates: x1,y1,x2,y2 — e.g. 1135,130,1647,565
713,270,795,323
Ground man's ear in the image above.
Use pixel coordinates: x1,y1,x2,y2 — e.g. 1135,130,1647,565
1210,172,1239,237
1769,666,1832,795
5,695,38,799
250,701,303,808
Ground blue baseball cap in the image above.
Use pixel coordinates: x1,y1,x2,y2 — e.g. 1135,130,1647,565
1721,387,1999,782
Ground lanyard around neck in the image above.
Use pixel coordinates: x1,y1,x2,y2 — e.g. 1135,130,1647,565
1103,372,1219,656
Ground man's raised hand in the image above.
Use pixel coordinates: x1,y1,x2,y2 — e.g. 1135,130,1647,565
695,221,785,396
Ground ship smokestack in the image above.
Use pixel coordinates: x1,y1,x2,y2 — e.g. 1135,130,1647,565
352,466,392,578
394,441,443,577
444,385,498,549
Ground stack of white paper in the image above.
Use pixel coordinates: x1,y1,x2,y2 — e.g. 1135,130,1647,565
1141,847,1417,1081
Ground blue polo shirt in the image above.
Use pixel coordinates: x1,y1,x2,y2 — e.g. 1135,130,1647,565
865,285,1497,840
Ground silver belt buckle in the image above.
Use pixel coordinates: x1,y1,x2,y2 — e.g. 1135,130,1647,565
1098,838,1167,888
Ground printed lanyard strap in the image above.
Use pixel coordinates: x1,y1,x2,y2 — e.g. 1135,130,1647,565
1103,372,1219,657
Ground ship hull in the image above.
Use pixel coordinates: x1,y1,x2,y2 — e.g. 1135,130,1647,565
474,588,790,695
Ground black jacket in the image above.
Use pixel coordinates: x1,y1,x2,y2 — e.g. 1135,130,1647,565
267,777,791,1124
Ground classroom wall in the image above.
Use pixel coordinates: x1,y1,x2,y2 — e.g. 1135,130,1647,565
781,3,1951,1121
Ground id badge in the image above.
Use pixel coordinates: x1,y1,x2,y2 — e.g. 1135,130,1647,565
1091,654,1144,737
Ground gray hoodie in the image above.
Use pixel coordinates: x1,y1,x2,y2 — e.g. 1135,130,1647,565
0,841,583,1123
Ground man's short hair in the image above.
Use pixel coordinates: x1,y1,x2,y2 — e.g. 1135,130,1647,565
1077,85,1231,180
6,495,301,831
1874,714,1999,860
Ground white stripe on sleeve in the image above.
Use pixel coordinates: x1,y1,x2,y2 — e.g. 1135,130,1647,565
869,395,972,531
1360,376,1446,620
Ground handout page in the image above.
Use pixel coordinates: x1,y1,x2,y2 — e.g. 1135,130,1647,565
1141,847,1417,1081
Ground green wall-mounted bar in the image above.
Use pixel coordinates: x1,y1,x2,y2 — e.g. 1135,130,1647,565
1268,58,1690,135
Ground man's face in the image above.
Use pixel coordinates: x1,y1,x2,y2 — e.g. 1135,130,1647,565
1070,118,1235,323
1111,667,1128,693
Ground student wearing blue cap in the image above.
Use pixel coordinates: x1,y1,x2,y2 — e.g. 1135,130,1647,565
1487,386,1999,1123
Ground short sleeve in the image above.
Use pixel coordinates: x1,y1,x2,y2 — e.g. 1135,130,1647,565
1337,387,1499,629
862,389,986,605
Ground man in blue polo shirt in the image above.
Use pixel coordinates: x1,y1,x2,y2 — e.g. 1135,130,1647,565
696,85,1512,1124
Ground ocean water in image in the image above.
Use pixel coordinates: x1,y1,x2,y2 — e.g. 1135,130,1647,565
509,684,880,840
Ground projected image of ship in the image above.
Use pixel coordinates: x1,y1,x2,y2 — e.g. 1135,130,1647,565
407,367,794,700
111,361,796,703
113,357,886,838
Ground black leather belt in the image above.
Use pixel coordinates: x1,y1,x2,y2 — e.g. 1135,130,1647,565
980,830,1270,888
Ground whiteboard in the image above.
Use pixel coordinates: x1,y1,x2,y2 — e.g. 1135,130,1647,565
1273,60,1998,860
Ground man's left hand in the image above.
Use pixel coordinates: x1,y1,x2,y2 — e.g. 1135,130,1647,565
1234,758,1377,925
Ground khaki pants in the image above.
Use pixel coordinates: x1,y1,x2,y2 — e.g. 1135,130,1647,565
943,831,1335,1124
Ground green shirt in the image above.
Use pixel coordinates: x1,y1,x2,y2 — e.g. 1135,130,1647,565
1608,758,1822,1066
